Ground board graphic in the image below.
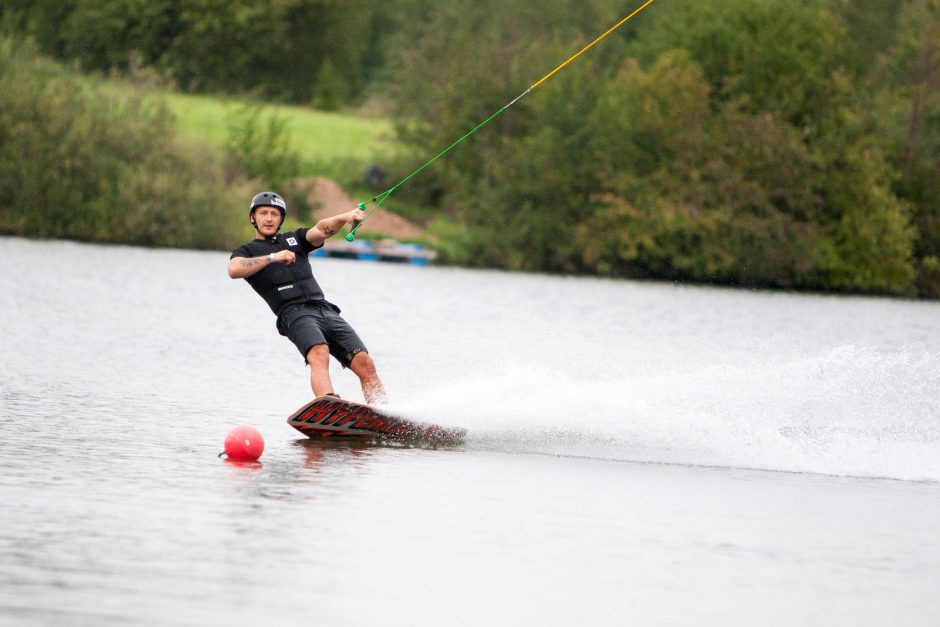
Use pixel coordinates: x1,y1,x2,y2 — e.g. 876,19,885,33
287,396,466,443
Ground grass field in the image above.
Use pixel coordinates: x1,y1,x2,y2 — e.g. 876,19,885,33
88,76,435,225
161,91,398,180
163,90,445,228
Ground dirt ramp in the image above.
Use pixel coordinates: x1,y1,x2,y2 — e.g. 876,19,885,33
292,177,423,240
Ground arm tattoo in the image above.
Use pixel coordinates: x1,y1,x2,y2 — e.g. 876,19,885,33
322,225,337,236
239,257,260,267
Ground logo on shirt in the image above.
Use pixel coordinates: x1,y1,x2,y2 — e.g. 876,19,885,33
277,284,295,291
287,237,298,246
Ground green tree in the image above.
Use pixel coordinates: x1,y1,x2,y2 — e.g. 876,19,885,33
605,0,917,293
0,38,250,249
2,0,379,104
61,0,179,72
632,0,848,130
224,104,300,191
0,0,77,59
312,59,344,111
387,0,633,268
583,50,822,286
875,0,940,296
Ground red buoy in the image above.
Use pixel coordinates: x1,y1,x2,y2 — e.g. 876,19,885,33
224,425,265,461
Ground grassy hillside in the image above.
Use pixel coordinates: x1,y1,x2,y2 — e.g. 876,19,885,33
162,91,398,180
162,88,444,232
88,78,434,230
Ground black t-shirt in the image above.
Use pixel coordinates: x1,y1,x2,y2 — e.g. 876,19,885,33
230,228,327,317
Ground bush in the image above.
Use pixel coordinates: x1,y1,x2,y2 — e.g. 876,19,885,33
224,104,300,192
0,38,252,249
312,59,345,112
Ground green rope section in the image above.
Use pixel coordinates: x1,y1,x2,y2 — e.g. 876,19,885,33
346,101,517,241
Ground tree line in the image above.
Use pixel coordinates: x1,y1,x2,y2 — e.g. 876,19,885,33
385,0,940,297
1,0,938,297
0,0,425,107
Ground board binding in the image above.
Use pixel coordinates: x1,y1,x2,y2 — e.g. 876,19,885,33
287,396,466,443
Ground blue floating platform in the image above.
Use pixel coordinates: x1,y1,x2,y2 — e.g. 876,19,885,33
312,240,437,265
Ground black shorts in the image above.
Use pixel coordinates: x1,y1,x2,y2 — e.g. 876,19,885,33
278,302,368,367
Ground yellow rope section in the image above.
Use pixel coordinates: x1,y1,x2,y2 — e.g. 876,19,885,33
529,0,658,91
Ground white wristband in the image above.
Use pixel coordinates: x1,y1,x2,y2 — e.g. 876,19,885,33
268,252,276,263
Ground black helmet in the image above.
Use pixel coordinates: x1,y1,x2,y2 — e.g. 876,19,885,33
249,191,287,222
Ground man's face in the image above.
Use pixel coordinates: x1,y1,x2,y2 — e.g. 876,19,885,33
252,206,283,236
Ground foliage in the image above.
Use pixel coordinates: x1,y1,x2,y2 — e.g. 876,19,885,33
2,0,939,297
224,104,300,191
872,0,940,296
0,38,251,249
385,0,932,296
0,0,380,105
312,59,344,111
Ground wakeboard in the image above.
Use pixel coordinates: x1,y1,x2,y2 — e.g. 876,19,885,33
287,396,466,443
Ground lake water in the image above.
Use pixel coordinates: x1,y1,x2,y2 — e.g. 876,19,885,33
1,235,939,626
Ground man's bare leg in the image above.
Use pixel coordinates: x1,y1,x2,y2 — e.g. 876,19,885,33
306,344,335,397
349,351,386,404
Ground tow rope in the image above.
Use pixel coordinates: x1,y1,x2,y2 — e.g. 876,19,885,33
346,0,658,241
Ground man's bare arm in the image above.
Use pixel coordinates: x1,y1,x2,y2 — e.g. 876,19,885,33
306,208,366,248
227,250,296,279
